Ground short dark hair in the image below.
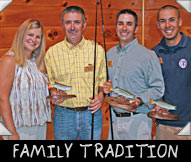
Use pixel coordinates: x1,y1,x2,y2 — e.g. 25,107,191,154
116,9,138,28
61,6,86,25
157,5,180,21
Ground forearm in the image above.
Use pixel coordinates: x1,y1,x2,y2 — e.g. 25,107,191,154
0,101,17,135
88,86,104,114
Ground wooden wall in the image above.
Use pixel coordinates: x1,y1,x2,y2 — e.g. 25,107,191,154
0,0,191,140
1,0,190,57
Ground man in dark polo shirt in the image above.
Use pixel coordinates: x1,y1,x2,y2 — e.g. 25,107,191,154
152,5,191,140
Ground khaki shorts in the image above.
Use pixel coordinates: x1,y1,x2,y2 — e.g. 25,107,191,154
155,124,191,140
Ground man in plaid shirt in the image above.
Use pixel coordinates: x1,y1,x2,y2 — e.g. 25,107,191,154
45,6,107,140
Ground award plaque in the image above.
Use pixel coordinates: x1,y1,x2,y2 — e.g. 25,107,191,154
147,111,179,120
46,94,76,100
105,96,137,112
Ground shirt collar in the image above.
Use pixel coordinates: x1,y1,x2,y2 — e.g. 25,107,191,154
117,38,138,54
158,32,187,52
64,36,85,49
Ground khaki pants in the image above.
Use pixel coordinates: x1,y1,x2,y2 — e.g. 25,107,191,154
155,124,191,140
108,110,152,140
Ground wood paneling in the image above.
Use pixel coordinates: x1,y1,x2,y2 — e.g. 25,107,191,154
0,0,191,140
10,0,142,9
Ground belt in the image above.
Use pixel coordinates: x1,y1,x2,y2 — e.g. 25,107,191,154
113,109,139,117
65,106,88,112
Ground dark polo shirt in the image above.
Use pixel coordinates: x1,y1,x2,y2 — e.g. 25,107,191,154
152,32,191,127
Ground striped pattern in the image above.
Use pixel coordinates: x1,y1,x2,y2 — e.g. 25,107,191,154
8,52,51,128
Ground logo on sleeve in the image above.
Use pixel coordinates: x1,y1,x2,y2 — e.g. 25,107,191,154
179,59,187,69
158,57,163,64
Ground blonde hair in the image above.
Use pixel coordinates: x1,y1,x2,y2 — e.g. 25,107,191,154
9,19,46,72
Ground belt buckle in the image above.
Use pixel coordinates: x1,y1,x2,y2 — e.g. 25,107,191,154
74,107,81,112
119,113,123,117
117,113,130,117
116,111,139,117
116,111,131,117
123,112,131,117
73,106,88,112
73,108,78,112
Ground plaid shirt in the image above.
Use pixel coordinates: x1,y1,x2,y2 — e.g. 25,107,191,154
45,37,107,108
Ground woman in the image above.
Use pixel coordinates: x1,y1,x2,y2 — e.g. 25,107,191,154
0,19,51,140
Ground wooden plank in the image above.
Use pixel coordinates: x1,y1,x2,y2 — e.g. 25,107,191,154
0,6,62,27
101,101,110,140
0,6,143,27
146,0,191,14
181,26,191,37
145,0,181,9
0,48,9,57
10,0,142,9
0,27,16,48
144,9,191,26
1,7,190,29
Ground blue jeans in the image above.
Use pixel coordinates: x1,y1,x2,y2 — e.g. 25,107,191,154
53,105,103,140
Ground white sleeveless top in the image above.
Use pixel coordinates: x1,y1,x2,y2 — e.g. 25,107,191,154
8,52,51,128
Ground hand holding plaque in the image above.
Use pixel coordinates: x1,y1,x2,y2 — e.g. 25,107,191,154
105,96,138,112
147,99,179,120
103,84,140,112
47,83,76,104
